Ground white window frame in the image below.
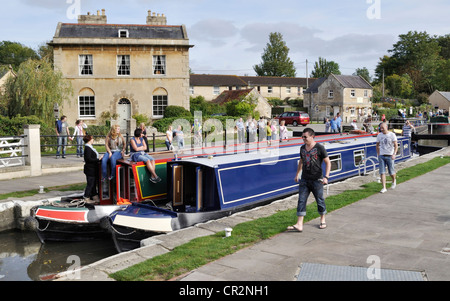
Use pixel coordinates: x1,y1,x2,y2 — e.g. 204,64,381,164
189,86,194,95
350,89,356,97
268,86,273,94
213,86,220,95
328,89,334,98
152,55,166,75
329,153,342,172
364,89,368,98
117,55,130,76
79,54,93,76
78,95,95,118
153,95,168,118
353,149,365,167
118,29,129,38
286,86,291,94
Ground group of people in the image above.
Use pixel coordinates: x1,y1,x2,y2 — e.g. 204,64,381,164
81,123,161,205
324,112,343,133
55,115,88,159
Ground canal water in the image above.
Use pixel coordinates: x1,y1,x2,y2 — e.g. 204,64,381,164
0,229,117,281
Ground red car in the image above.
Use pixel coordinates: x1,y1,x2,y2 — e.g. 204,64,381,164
275,111,310,126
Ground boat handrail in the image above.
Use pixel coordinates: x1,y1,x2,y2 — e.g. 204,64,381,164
358,155,379,179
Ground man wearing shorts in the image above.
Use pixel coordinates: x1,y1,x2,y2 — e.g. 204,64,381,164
376,123,398,193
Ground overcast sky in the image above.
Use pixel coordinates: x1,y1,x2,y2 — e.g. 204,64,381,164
1,0,449,79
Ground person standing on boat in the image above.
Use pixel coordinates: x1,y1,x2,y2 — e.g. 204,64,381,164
287,128,331,232
83,135,103,204
376,123,398,193
130,128,161,184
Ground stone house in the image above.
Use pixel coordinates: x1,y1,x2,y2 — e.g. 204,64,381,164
212,88,272,118
429,91,450,111
190,74,315,101
0,65,16,93
303,74,373,123
49,9,193,132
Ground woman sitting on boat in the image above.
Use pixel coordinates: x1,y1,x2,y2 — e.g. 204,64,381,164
101,124,125,181
130,128,161,184
83,135,103,204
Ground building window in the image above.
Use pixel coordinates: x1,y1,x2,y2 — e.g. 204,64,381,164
328,90,334,98
189,86,194,95
364,90,368,97
79,96,95,118
117,55,130,76
79,55,93,75
286,87,291,94
350,107,356,116
268,86,273,94
153,95,168,117
351,89,356,97
213,86,220,95
153,55,166,75
118,29,129,38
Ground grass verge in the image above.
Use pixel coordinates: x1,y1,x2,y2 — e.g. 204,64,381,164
110,156,450,281
0,183,85,200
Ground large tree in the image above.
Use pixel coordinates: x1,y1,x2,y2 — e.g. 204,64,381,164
310,57,341,78
253,32,296,77
4,59,73,124
0,41,39,70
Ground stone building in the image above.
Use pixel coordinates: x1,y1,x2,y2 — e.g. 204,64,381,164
429,91,450,111
190,74,314,101
304,74,373,123
50,9,193,132
212,88,272,118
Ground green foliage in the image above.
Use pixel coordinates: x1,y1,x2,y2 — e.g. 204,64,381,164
4,58,73,125
132,113,150,125
0,115,48,136
253,32,296,77
0,41,39,70
311,57,341,78
163,105,192,118
353,67,371,83
190,96,224,116
385,74,414,99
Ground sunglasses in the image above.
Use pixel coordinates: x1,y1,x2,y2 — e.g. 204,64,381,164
302,135,309,139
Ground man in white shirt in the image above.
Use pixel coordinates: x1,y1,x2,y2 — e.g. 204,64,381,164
376,123,398,193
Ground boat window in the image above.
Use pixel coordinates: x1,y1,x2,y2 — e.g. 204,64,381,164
329,154,342,172
129,166,137,202
396,142,402,157
354,150,365,167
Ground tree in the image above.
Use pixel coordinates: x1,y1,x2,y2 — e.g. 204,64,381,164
253,32,296,77
310,57,341,78
385,74,413,99
354,67,371,83
0,41,39,70
4,59,73,124
388,31,441,94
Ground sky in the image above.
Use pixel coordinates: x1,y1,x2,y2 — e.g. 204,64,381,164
1,0,449,79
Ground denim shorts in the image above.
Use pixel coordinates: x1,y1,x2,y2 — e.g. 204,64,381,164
378,155,395,175
297,179,327,217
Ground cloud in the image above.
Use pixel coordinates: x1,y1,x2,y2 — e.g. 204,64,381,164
188,19,239,47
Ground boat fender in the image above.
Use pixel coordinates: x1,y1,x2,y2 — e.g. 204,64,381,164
99,216,111,230
24,216,39,231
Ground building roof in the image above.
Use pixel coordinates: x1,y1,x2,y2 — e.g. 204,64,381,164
190,74,315,87
332,74,372,89
436,91,450,101
212,88,255,105
304,74,372,93
56,23,186,39
190,74,247,87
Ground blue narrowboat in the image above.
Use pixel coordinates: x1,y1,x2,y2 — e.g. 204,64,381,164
108,133,412,252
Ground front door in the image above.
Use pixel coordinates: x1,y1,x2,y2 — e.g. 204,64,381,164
117,98,131,133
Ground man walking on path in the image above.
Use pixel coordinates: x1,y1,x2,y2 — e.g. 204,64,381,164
376,123,398,193
287,128,331,232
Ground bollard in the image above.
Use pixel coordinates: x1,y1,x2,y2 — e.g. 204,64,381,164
224,227,232,237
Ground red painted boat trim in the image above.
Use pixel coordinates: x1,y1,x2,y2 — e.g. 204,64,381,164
35,207,89,223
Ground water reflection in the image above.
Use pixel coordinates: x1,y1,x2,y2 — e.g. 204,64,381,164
0,230,117,281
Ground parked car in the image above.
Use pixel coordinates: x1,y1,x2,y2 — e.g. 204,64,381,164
274,111,310,126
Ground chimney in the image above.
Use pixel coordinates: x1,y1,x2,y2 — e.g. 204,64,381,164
147,10,167,25
78,9,107,24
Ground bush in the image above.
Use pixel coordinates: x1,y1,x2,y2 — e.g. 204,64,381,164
163,106,192,118
0,115,49,136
